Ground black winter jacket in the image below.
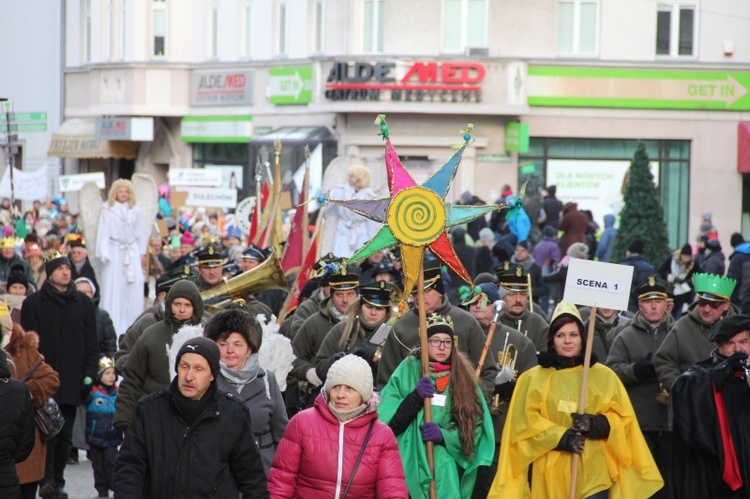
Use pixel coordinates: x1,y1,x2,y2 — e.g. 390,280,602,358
0,352,35,497
114,379,269,499
21,280,98,406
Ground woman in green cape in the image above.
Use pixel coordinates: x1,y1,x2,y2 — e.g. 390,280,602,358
379,313,494,498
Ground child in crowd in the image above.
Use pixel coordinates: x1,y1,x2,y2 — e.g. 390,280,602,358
86,357,121,498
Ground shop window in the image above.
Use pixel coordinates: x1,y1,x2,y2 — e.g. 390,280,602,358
557,0,598,56
656,3,696,57
363,0,384,53
520,138,690,249
243,1,253,57
442,0,488,54
153,0,167,58
314,0,325,53
277,0,289,56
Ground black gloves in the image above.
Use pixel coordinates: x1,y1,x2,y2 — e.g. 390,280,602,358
493,379,516,400
555,429,585,454
633,352,657,381
115,425,127,442
349,345,379,364
571,413,611,439
712,352,749,391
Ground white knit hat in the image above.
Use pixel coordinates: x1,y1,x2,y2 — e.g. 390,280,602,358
324,355,374,403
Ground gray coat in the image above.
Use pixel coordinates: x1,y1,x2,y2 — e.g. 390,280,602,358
498,308,550,352
216,369,287,475
654,301,738,393
606,312,672,432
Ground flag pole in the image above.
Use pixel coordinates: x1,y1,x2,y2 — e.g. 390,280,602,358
416,254,437,499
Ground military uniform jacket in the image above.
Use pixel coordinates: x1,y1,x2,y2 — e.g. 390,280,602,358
606,311,673,432
498,308,550,352
288,288,325,340
291,297,340,381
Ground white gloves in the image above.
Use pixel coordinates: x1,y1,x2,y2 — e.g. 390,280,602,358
306,368,323,387
495,366,515,385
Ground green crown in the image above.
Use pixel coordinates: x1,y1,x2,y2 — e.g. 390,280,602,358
693,273,737,299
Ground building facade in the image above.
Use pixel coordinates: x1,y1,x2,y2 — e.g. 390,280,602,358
55,0,750,249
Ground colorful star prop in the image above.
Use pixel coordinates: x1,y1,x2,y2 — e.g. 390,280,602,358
320,116,505,298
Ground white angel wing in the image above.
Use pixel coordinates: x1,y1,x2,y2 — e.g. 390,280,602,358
132,173,159,241
166,323,205,378
78,181,104,276
256,314,295,391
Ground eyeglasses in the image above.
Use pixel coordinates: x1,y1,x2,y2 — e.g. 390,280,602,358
698,300,724,309
427,338,453,348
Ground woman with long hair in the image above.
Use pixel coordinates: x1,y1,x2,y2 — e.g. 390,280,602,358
489,302,663,498
314,281,392,382
96,179,148,334
379,314,494,499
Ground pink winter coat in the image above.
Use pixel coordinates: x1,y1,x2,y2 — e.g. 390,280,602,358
268,392,408,499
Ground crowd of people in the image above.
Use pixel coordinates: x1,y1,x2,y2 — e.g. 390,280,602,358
0,178,748,499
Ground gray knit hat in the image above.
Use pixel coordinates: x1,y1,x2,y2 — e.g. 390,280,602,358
567,242,589,260
324,355,373,403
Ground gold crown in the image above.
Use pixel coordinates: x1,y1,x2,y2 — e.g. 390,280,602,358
98,356,115,373
426,313,454,330
0,299,9,317
43,249,68,263
0,237,15,249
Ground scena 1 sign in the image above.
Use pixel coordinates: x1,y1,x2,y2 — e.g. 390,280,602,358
563,259,634,311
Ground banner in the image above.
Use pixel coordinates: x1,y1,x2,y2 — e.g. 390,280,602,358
0,166,48,201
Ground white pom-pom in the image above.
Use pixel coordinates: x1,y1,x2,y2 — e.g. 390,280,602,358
256,315,295,391
166,324,204,378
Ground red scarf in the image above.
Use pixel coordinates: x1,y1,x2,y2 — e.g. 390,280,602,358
712,385,743,491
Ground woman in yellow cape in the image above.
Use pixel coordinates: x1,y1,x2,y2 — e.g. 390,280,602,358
489,302,663,499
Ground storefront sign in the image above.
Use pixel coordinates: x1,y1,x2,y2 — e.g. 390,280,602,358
325,61,484,103
169,168,223,187
0,166,48,201
564,259,634,310
505,123,529,153
183,187,238,209
181,116,252,143
59,172,106,192
190,70,253,106
269,66,313,105
476,153,512,163
95,117,154,141
528,66,750,111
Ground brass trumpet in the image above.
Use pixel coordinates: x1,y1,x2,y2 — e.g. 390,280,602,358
489,332,518,416
656,383,669,404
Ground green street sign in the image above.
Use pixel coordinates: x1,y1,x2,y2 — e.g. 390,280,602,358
0,123,47,132
528,66,750,111
269,66,313,105
9,112,47,122
505,123,530,153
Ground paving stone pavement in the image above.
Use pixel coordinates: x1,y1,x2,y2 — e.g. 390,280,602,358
56,454,102,499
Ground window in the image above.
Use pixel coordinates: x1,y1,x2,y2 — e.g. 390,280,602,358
153,0,167,58
656,4,696,57
210,5,219,58
363,0,384,53
84,0,92,62
277,1,289,56
313,0,325,53
442,0,487,53
243,1,253,57
557,1,598,56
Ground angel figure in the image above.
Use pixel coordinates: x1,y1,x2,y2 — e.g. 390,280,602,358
327,164,379,258
79,176,158,337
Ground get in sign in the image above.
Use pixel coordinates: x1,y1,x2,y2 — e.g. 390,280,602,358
269,66,313,105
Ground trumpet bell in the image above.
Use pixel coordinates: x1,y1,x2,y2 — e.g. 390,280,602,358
200,250,289,305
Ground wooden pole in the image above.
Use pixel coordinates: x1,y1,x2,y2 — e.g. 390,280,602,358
416,255,437,499
569,305,597,499
301,145,311,260
476,322,499,379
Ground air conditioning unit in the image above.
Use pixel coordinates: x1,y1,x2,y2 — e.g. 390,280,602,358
466,47,490,57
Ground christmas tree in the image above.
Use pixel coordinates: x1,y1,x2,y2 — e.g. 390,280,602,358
609,143,671,266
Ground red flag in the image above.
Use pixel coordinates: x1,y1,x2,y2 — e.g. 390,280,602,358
280,166,309,275
248,182,270,245
278,216,321,321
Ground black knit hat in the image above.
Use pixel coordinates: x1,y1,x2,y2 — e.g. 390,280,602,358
204,308,263,353
175,337,221,379
680,244,692,256
709,315,750,343
44,251,71,276
6,264,28,291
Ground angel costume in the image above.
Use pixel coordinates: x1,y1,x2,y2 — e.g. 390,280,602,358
96,201,147,335
328,182,378,258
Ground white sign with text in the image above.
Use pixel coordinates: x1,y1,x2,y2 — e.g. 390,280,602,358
59,172,106,192
169,168,223,187
183,187,238,209
563,258,634,310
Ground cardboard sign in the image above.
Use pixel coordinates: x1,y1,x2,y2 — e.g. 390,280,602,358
563,258,634,310
170,191,188,208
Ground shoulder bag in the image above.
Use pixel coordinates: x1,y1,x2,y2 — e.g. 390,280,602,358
21,361,65,441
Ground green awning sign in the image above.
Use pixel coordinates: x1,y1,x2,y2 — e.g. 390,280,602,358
528,66,750,111
269,66,313,105
181,116,252,143
505,123,529,153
